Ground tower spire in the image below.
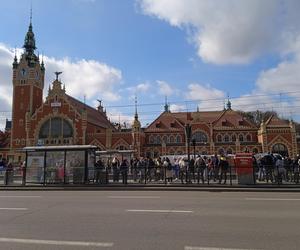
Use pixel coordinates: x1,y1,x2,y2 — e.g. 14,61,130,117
226,95,232,110
23,5,37,57
164,96,169,112
134,95,138,120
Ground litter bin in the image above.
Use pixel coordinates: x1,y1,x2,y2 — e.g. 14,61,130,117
5,169,14,185
235,153,254,184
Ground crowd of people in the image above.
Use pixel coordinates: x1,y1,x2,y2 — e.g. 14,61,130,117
254,154,300,184
94,154,232,184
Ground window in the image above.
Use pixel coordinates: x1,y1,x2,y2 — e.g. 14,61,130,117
38,117,73,143
162,135,168,144
246,134,251,142
239,134,244,142
217,134,222,142
169,135,174,143
176,135,181,143
149,135,154,144
19,119,24,126
224,135,229,142
231,134,236,142
192,131,208,143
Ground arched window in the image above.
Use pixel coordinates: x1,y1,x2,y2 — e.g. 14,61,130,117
224,135,229,142
239,134,244,142
231,134,236,142
192,131,208,143
163,135,168,144
217,134,222,142
38,117,73,145
176,135,181,143
149,135,154,144
246,134,251,142
272,143,288,156
157,136,161,144
169,135,175,143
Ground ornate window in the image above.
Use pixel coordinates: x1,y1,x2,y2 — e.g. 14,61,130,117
272,143,288,156
149,135,154,144
176,135,182,143
38,117,73,145
239,134,244,142
224,135,230,142
231,134,236,142
169,135,175,143
192,131,208,143
246,134,251,142
162,135,168,144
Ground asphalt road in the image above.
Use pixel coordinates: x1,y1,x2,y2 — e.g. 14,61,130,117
0,191,299,250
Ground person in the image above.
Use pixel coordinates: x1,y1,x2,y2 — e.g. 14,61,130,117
95,158,105,184
112,157,120,182
189,157,195,183
207,158,213,181
131,157,139,182
275,155,286,184
262,154,274,183
195,155,206,184
218,155,229,184
294,158,300,184
137,157,146,183
178,157,187,184
147,157,155,182
4,160,13,185
120,159,129,184
164,157,173,183
212,154,219,182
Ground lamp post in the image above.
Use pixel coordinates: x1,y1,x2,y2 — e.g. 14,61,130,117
192,139,196,159
185,124,192,183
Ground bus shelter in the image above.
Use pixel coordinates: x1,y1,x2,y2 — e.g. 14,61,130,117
23,145,97,185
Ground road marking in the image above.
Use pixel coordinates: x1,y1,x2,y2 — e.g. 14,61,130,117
0,196,41,198
0,208,28,211
0,237,113,247
245,198,300,201
108,196,160,199
127,209,193,213
184,247,257,250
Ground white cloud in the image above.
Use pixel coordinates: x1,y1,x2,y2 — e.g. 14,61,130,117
157,80,177,96
0,43,123,129
45,56,122,102
169,104,185,112
139,0,300,64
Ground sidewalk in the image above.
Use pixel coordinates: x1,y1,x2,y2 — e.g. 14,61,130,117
1,183,300,192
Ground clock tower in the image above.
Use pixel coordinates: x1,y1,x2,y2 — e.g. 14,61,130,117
11,17,45,148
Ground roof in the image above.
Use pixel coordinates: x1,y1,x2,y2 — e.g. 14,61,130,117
66,95,115,130
23,145,98,151
145,109,257,132
265,115,290,127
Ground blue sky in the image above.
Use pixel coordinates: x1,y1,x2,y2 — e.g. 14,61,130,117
1,0,300,127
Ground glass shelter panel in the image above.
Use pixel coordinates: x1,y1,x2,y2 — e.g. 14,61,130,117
26,152,45,183
88,150,96,183
45,151,65,184
66,151,85,184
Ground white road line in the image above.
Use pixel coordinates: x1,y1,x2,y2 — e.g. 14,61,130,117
185,246,259,250
127,209,193,213
245,198,300,201
0,196,41,198
0,238,113,248
0,208,28,211
108,196,160,199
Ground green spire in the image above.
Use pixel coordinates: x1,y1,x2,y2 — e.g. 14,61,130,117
164,96,169,112
226,96,232,110
23,7,36,55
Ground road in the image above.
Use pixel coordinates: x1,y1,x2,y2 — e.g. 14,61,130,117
0,190,299,250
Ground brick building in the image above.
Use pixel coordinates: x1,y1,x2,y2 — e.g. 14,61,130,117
0,19,299,162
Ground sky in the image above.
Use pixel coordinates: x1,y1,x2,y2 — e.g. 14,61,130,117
1,0,300,129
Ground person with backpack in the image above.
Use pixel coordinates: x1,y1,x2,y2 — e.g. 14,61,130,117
112,157,120,182
218,155,229,184
195,155,206,184
120,159,129,184
164,157,173,183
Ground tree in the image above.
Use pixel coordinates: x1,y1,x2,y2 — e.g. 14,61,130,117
237,110,279,126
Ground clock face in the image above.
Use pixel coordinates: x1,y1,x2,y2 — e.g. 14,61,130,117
20,68,27,77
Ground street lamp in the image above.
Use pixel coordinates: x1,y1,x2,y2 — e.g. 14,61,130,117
192,139,196,159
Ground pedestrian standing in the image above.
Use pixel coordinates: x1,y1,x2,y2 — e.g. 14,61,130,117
218,155,229,184
120,159,128,184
